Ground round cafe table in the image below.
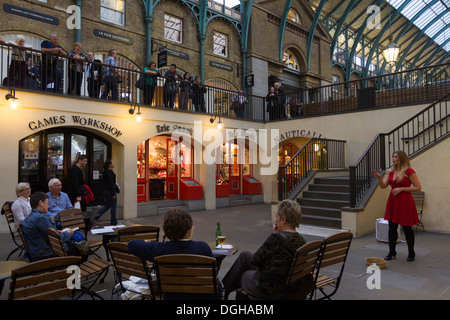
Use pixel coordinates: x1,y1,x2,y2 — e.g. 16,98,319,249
209,243,238,271
0,260,28,295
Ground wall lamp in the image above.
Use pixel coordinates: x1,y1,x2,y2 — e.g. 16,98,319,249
210,114,223,129
5,88,18,109
129,103,143,122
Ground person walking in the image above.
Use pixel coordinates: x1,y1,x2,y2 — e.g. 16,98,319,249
68,155,88,212
371,150,421,261
95,159,118,226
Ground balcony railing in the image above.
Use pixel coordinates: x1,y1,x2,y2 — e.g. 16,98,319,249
0,42,266,121
1,42,448,124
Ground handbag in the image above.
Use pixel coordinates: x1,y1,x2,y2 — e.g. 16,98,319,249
135,76,145,89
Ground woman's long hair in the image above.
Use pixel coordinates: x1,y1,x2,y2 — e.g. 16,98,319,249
387,150,410,179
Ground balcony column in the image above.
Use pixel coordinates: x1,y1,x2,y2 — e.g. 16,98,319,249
75,0,82,43
144,16,154,64
199,33,206,83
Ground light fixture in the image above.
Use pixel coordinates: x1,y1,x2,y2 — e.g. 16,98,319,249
5,88,18,109
382,5,400,64
382,37,400,64
129,103,143,122
210,114,223,129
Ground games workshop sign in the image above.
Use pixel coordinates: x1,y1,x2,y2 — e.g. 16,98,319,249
28,115,123,138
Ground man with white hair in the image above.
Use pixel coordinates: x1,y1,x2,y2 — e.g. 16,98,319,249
46,178,73,217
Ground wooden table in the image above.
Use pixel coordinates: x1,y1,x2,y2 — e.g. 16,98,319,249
209,243,238,270
0,260,27,295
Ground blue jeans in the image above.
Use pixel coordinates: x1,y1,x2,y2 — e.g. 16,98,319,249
97,191,118,225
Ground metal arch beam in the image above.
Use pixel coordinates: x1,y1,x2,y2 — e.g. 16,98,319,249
279,0,293,61
345,0,384,81
395,10,448,72
306,0,328,71
410,27,450,69
330,0,360,64
423,38,450,67
362,0,412,77
378,0,441,74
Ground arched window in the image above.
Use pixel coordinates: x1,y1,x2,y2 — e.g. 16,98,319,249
282,49,300,71
287,8,301,24
205,78,238,115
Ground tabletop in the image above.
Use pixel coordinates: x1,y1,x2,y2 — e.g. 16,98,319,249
0,260,28,280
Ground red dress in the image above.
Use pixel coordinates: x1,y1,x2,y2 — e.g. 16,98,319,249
384,168,419,226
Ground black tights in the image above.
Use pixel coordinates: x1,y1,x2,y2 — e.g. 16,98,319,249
388,221,415,257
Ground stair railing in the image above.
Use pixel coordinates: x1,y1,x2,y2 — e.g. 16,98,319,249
278,138,346,201
349,92,450,207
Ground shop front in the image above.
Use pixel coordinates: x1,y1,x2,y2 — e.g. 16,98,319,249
19,127,111,204
137,134,199,202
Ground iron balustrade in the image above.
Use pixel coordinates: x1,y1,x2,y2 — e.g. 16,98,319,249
0,42,268,121
278,138,346,201
349,92,450,207
277,63,449,120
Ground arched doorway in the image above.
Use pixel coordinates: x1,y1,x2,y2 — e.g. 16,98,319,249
18,128,112,204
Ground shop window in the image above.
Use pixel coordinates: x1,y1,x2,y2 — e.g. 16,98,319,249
278,143,299,165
47,133,64,181
101,0,125,26
164,14,182,43
287,8,301,24
19,134,41,183
93,138,108,181
214,32,228,57
282,49,300,71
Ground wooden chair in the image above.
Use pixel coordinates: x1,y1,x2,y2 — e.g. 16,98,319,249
236,240,323,300
411,191,425,233
8,256,82,300
116,225,160,242
153,254,220,300
16,223,36,263
46,228,109,300
107,242,156,300
58,208,103,256
1,201,25,260
311,231,353,300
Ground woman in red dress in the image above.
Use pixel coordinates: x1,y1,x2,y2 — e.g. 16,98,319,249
372,151,421,261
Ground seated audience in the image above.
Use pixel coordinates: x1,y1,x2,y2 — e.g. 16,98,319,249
20,192,75,261
11,182,32,224
46,178,73,218
128,208,220,299
222,199,307,299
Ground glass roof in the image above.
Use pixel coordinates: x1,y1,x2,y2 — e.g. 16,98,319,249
388,0,450,52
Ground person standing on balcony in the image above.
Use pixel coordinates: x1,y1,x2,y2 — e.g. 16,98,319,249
86,52,103,99
266,86,276,121
191,76,207,113
9,35,28,88
101,49,119,101
179,72,193,110
163,64,181,108
143,61,160,106
67,42,88,96
371,151,421,262
274,82,285,120
40,33,66,92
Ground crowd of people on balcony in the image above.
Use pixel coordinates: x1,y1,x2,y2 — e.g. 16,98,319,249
0,33,253,119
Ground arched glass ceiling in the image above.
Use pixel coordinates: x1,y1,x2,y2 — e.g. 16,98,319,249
388,0,450,52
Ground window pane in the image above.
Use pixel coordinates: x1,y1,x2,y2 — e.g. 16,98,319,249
71,134,87,179
100,0,124,25
93,138,107,181
47,133,64,181
19,135,40,182
214,32,227,57
164,14,182,43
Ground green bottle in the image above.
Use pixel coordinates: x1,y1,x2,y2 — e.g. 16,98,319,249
215,222,222,246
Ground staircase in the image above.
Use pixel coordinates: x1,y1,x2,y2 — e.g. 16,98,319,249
296,176,350,229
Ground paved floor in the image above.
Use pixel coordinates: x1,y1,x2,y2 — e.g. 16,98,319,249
1,203,450,301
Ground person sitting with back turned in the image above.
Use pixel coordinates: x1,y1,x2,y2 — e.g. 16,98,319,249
128,208,219,300
20,192,75,261
222,199,307,300
46,178,73,219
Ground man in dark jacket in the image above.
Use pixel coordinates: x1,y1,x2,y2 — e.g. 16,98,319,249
68,154,88,211
86,51,102,98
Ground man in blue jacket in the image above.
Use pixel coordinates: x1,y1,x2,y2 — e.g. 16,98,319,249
20,192,74,261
